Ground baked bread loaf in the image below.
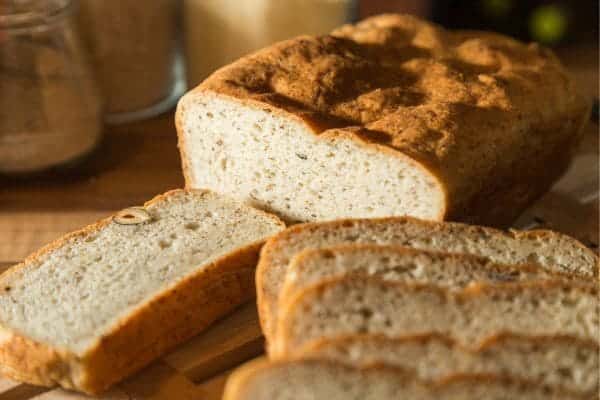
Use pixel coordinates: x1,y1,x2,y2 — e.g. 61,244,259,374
257,217,598,342
0,189,284,394
176,13,588,226
274,278,598,357
223,358,587,400
299,333,599,396
280,244,577,303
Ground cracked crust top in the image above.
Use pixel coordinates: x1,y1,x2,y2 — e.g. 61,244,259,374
196,14,589,224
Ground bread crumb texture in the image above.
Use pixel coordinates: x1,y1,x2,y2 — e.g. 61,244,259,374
0,190,282,355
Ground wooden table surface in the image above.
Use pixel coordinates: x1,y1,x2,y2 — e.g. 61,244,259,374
0,47,598,399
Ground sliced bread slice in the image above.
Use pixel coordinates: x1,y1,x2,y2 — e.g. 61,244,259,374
0,189,285,394
274,278,598,357
299,333,599,396
257,217,598,341
280,244,577,303
223,358,587,400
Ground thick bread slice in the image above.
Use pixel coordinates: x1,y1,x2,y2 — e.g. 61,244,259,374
274,278,598,357
299,333,599,396
281,244,577,303
177,14,588,227
0,189,284,394
222,358,586,400
257,217,598,341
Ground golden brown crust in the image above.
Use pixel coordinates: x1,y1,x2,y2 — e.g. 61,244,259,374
181,13,589,227
223,358,587,400
256,216,599,343
174,104,194,188
0,189,285,394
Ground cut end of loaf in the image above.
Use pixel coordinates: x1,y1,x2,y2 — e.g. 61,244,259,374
177,92,446,223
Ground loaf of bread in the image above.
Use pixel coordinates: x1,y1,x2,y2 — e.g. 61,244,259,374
176,14,588,226
223,358,587,400
274,278,598,357
280,244,576,303
299,333,599,396
257,217,597,342
0,189,284,393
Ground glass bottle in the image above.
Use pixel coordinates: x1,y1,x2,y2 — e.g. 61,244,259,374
77,0,183,123
0,0,102,174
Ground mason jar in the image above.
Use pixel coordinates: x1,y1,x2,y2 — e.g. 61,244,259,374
78,0,183,123
0,0,102,174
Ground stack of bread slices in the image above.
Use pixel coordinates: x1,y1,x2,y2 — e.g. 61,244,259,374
224,217,599,399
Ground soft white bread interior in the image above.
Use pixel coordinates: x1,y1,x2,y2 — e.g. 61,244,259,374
222,358,587,400
0,189,284,393
274,278,598,357
177,92,445,223
299,333,599,396
280,244,577,303
257,217,598,342
177,14,589,227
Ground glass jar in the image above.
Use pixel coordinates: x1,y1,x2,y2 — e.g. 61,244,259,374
183,0,357,87
0,0,102,174
77,0,183,123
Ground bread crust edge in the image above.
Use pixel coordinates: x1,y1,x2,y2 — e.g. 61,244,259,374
0,189,285,394
175,89,450,220
222,357,587,400
256,216,598,345
273,276,597,357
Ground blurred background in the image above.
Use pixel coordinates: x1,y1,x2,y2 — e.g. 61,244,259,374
1,0,598,263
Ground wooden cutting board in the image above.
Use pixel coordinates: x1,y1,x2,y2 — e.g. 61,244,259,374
0,49,597,400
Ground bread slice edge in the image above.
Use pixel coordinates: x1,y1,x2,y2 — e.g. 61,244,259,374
257,216,598,343
223,357,587,400
0,189,285,394
280,243,580,304
274,276,598,357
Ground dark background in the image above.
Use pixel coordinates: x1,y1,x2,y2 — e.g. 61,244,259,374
361,0,599,48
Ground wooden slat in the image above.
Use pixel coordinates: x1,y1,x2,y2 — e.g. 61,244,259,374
30,363,194,400
0,381,48,400
31,361,237,400
193,369,235,400
163,302,263,383
117,362,198,400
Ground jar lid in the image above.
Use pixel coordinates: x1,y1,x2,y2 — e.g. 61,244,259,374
0,0,72,32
